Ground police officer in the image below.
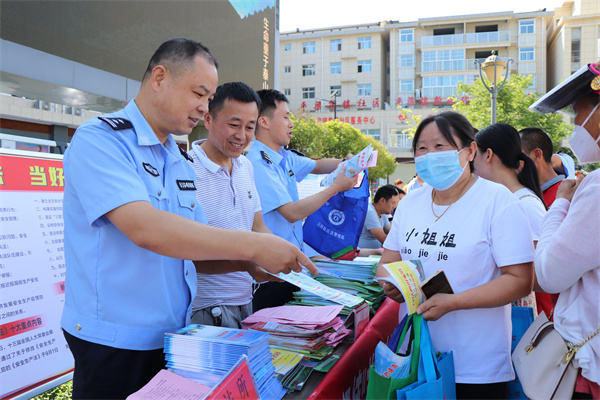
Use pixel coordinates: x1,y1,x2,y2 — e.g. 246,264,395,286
61,39,316,399
247,89,357,310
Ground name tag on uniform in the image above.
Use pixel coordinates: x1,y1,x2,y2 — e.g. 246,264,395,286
177,180,196,191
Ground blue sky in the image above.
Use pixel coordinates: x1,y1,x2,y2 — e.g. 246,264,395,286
280,0,568,32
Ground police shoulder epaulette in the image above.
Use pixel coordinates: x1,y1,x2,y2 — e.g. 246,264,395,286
98,117,133,130
179,147,194,163
289,148,306,157
260,151,273,164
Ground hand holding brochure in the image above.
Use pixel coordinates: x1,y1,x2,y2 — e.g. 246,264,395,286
320,144,378,187
375,261,453,314
268,270,364,308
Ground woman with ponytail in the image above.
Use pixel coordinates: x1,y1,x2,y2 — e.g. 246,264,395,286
474,123,547,241
474,123,546,311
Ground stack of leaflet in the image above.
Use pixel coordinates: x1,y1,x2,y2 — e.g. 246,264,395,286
164,324,287,400
289,257,385,314
242,305,351,361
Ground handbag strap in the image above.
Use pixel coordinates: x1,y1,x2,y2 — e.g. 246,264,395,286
564,324,600,363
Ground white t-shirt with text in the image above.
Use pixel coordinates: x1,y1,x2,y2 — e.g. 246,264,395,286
384,177,534,384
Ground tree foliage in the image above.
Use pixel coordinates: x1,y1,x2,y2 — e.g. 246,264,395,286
452,74,571,145
289,115,397,180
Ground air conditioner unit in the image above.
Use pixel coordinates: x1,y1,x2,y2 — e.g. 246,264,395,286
63,105,73,114
40,101,51,111
73,108,82,116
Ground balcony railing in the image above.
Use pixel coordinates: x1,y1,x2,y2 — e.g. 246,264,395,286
389,133,413,149
465,30,510,44
421,34,463,47
421,31,510,47
421,58,487,72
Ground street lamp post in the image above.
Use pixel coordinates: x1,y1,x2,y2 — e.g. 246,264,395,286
331,90,340,120
475,51,512,124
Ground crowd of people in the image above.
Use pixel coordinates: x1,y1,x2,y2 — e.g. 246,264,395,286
59,37,599,400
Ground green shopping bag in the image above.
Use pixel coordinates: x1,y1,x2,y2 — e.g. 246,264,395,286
366,313,422,400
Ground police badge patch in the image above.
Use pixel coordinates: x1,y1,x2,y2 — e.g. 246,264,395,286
143,162,159,177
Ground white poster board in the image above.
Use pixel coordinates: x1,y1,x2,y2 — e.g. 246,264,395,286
0,148,73,399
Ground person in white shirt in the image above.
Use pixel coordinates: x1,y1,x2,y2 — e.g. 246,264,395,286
530,62,600,397
377,111,534,399
358,184,402,249
473,123,547,312
188,82,271,328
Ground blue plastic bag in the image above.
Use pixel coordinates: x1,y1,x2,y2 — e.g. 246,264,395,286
303,170,369,257
396,315,456,400
508,306,535,399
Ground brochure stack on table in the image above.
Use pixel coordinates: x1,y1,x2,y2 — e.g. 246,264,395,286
164,324,287,400
288,257,385,314
242,305,351,392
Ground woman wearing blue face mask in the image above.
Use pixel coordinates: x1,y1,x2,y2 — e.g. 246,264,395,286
377,111,535,399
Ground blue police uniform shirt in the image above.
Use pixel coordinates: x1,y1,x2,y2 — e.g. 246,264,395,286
61,100,205,351
247,140,315,253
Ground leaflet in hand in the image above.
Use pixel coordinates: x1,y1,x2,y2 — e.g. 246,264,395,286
375,260,425,314
376,261,454,314
320,144,378,187
374,341,411,379
268,270,364,308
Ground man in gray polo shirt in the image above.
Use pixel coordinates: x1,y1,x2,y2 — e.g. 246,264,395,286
358,184,402,250
188,82,269,328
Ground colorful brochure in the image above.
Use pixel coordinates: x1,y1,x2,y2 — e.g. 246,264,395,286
375,260,425,314
373,341,411,379
320,144,377,187
269,270,364,308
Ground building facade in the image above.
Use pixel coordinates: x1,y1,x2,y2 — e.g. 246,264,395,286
279,5,598,183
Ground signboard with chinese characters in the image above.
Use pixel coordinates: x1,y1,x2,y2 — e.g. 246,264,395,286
0,149,73,399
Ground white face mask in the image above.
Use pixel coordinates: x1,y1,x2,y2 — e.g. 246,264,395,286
569,102,600,163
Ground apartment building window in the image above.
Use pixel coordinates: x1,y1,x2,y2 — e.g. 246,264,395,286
399,54,415,68
519,47,535,61
571,28,581,73
422,75,472,98
358,60,372,73
284,66,291,73
284,44,291,51
358,37,372,49
330,62,341,74
331,39,342,52
284,88,291,96
400,29,414,43
422,49,465,72
303,42,316,54
302,64,316,76
358,84,372,97
519,20,535,35
302,87,316,99
399,80,414,93
361,129,380,141
330,86,342,98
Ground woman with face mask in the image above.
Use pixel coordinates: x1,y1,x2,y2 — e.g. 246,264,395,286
377,111,535,399
531,63,600,398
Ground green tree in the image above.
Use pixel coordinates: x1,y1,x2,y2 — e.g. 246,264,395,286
397,108,422,138
452,74,571,145
289,115,397,180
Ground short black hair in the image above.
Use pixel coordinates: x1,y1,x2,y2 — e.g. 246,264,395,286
519,127,553,164
142,38,218,82
374,185,400,203
208,82,260,118
412,111,476,154
257,89,289,118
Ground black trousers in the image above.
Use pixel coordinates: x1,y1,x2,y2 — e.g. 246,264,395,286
456,382,508,399
252,281,299,311
64,330,165,400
